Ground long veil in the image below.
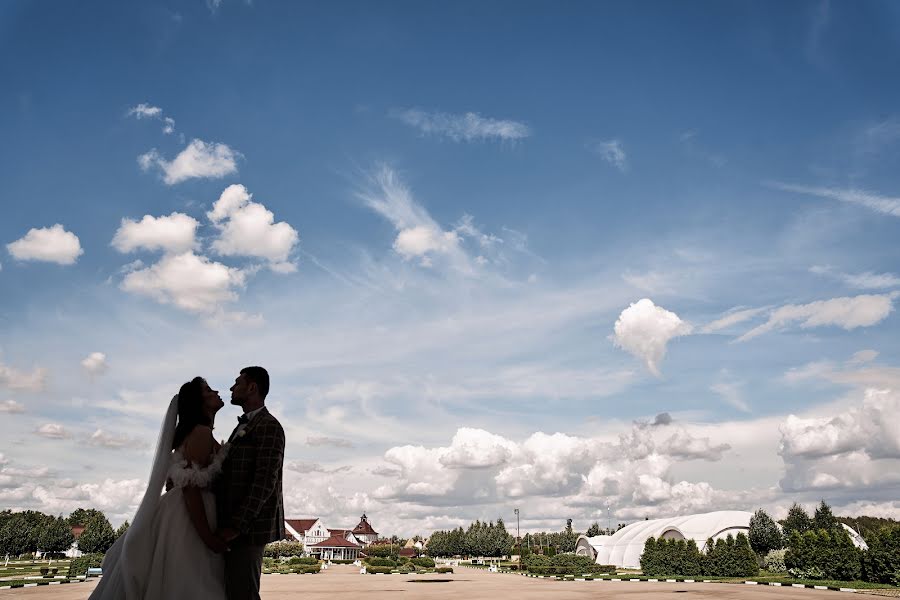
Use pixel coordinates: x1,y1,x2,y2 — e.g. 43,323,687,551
89,395,178,600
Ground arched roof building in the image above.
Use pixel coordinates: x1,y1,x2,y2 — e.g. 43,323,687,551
574,534,610,559
595,510,754,569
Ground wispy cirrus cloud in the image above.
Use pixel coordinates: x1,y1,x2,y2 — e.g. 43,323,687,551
587,139,627,172
127,103,176,135
810,265,900,290
393,108,530,142
769,182,900,217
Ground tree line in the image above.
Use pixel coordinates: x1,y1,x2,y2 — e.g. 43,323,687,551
0,508,127,558
427,518,582,557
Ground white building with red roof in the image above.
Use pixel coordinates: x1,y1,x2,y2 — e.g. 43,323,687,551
284,514,379,558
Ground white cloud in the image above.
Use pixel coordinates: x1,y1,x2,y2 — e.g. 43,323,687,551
0,362,47,392
7,224,83,265
710,381,751,413
0,400,25,414
612,298,692,376
588,139,627,172
306,436,354,448
120,251,247,314
439,428,518,469
393,108,530,142
111,213,199,254
738,293,897,341
208,184,299,272
810,265,900,290
138,139,240,185
35,424,69,439
127,103,162,119
700,307,767,333
86,429,140,449
848,349,879,365
770,182,900,218
81,352,108,376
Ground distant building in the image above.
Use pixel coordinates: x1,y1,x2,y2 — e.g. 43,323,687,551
64,525,86,559
284,514,378,558
351,513,378,545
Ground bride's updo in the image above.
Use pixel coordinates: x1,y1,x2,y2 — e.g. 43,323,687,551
173,377,212,450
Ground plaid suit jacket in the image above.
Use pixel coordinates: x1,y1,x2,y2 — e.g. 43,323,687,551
216,407,286,546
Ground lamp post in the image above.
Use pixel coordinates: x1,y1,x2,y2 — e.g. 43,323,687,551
514,508,520,571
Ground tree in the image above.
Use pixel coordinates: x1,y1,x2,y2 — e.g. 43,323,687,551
77,514,115,554
749,509,783,555
115,521,130,540
813,500,839,532
586,522,601,537
782,503,812,539
0,514,29,557
67,508,106,527
39,516,75,556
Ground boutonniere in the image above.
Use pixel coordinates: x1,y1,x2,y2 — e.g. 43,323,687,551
236,428,249,440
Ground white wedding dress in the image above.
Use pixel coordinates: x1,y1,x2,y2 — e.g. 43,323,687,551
89,396,229,600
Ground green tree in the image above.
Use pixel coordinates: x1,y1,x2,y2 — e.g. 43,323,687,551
586,522,601,537
67,508,106,527
813,500,839,532
749,508,783,555
77,514,115,554
782,503,812,539
0,514,29,557
38,516,75,556
115,521,130,540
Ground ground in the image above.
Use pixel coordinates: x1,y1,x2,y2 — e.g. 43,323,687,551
1,564,888,599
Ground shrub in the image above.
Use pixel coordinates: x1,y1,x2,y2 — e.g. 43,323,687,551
764,549,787,573
264,541,305,558
861,527,900,584
524,553,609,575
366,557,397,568
789,566,825,580
292,565,320,574
641,537,703,577
68,553,104,577
412,556,435,568
263,557,276,568
287,556,319,565
436,567,453,574
330,559,355,564
785,528,861,581
365,544,397,558
366,566,393,574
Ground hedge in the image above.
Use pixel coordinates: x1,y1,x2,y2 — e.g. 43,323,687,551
412,557,435,568
366,566,393,574
640,534,758,577
287,556,319,565
523,553,609,575
366,557,397,568
67,554,104,577
436,567,453,574
861,528,900,584
291,565,321,574
785,529,861,581
264,542,305,558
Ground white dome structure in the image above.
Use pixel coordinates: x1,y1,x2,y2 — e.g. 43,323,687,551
595,510,754,569
575,534,610,559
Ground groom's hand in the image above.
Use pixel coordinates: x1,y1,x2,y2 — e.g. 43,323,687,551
203,533,229,554
218,527,240,543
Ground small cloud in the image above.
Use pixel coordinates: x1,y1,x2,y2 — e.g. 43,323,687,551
35,423,69,439
112,213,199,254
127,103,176,135
86,429,142,449
652,412,673,426
700,307,767,334
7,224,83,265
847,349,879,366
612,298,692,376
0,400,25,414
587,139,627,172
306,436,354,448
769,182,900,218
81,352,109,376
710,381,750,413
0,363,47,392
392,108,530,143
138,139,240,185
810,265,900,290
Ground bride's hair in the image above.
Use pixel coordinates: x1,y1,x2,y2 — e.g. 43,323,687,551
173,376,213,450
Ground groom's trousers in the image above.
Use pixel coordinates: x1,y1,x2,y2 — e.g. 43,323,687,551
224,541,266,600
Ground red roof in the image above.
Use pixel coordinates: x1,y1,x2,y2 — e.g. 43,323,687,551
352,514,378,536
285,519,319,534
71,525,85,539
398,548,417,557
328,528,351,536
310,533,361,549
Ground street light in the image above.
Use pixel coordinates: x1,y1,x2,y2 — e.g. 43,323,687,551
514,508,520,571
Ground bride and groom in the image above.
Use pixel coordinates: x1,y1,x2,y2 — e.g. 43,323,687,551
90,366,286,600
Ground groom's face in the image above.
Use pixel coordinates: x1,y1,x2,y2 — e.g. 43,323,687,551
230,374,249,406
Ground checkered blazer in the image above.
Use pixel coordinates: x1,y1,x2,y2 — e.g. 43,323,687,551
216,407,286,546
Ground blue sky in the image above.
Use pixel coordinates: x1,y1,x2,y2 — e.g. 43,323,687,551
1,0,899,534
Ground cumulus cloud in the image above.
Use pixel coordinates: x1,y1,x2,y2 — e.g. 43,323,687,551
120,251,247,314
438,428,518,469
112,213,199,254
35,423,69,439
587,139,627,172
770,182,900,218
0,400,25,413
208,184,299,272
6,224,83,265
0,362,47,392
612,298,692,376
86,429,142,449
138,139,240,185
737,293,897,341
393,108,530,142
81,352,108,376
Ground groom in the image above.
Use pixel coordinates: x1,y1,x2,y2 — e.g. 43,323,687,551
216,366,286,600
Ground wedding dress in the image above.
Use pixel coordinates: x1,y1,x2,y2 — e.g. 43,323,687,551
89,396,229,600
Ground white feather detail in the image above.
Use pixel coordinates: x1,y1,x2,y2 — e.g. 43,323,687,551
167,443,231,489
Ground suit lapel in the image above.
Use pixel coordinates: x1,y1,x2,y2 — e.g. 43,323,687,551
232,407,269,444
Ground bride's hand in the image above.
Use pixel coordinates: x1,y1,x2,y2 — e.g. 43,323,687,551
203,533,229,554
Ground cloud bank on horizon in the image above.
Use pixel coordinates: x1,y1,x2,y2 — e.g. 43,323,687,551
1,1,899,534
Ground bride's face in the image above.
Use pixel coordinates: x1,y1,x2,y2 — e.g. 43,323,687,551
202,382,225,416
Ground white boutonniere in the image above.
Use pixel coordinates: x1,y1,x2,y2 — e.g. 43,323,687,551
236,428,249,440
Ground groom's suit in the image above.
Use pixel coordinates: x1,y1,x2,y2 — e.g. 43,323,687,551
217,406,285,600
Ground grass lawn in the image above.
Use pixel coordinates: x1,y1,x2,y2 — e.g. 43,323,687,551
0,560,72,580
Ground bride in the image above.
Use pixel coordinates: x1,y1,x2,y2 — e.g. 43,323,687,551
89,377,230,599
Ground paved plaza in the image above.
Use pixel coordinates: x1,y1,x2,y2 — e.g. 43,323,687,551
0,565,865,599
